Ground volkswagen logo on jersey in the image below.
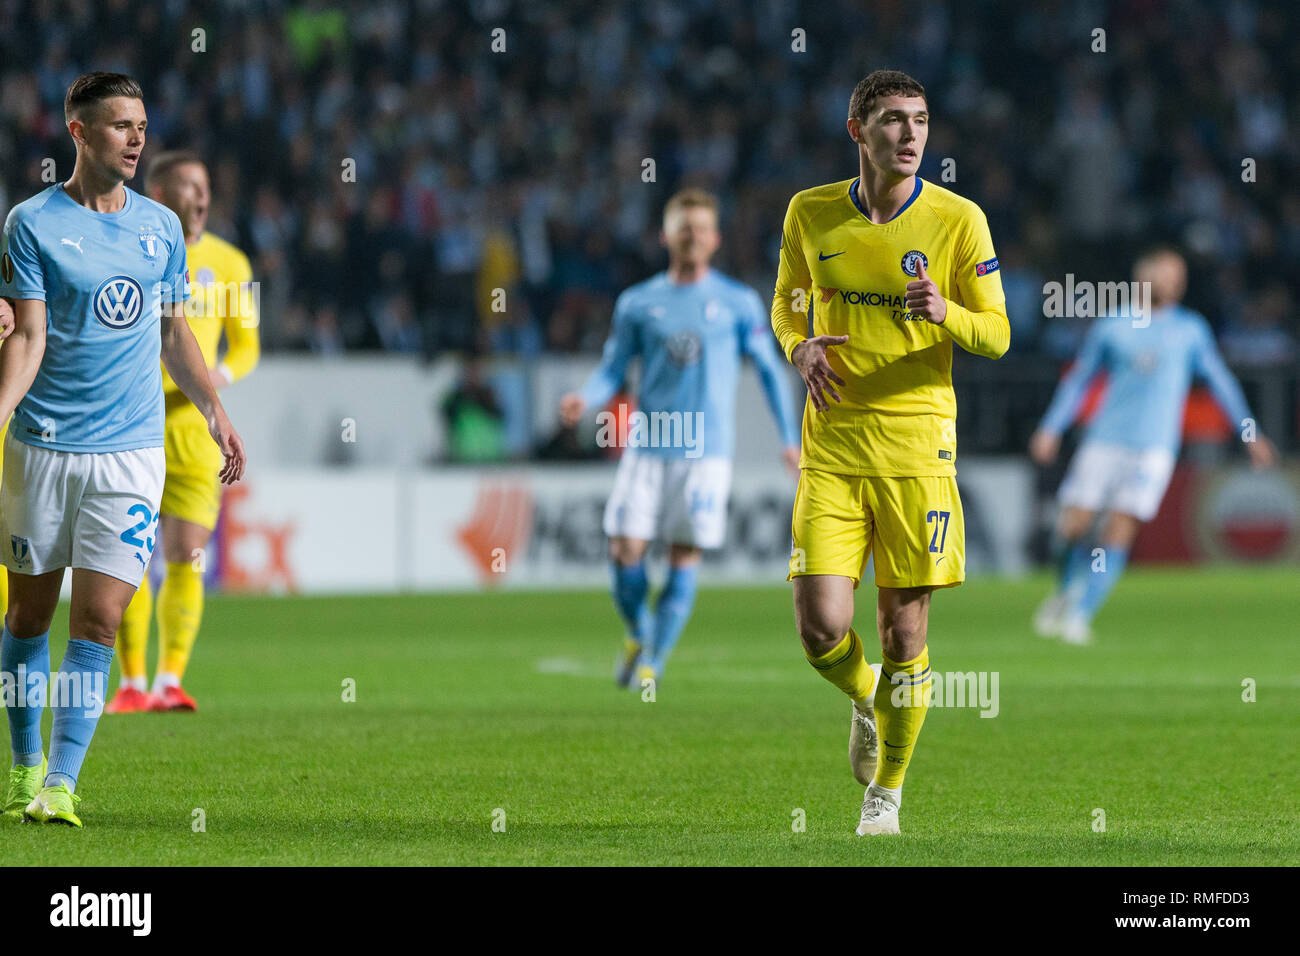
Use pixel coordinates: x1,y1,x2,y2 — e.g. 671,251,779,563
666,330,702,367
93,275,145,330
901,250,929,277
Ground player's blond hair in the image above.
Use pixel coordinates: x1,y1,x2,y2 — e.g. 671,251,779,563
663,189,719,226
146,150,207,193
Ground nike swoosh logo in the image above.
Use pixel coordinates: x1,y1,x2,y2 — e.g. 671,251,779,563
884,740,907,748
936,557,945,565
818,251,846,260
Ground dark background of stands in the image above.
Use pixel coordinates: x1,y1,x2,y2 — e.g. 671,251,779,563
1,0,1296,456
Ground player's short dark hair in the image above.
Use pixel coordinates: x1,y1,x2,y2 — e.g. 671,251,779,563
663,188,718,224
848,70,927,122
1134,242,1185,267
64,72,144,123
147,150,206,192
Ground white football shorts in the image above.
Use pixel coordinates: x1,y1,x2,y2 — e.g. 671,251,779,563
602,449,732,549
1057,440,1176,522
1,430,165,587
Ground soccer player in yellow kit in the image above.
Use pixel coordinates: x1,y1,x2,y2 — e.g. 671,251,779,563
106,151,259,713
772,71,1009,835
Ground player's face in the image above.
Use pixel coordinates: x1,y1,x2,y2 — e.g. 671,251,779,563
661,207,721,267
852,95,928,179
1135,253,1187,308
162,162,211,237
75,96,147,182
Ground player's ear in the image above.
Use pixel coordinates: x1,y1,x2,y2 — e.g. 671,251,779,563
846,117,859,143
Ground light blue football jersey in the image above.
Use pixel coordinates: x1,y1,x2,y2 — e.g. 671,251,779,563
1037,305,1253,454
578,268,800,460
0,183,189,452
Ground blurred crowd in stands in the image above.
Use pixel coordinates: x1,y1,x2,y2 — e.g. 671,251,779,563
2,0,1297,366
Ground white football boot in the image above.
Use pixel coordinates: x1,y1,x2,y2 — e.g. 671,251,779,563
1032,591,1069,638
1059,610,1093,645
855,782,902,836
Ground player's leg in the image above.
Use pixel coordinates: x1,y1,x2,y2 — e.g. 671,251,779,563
642,542,700,681
603,450,661,687
0,432,75,819
1,569,64,819
642,456,730,682
609,535,652,687
1034,505,1096,636
855,475,961,834
28,569,135,826
150,515,213,710
27,445,165,825
106,575,154,713
789,469,882,790
1036,441,1115,636
1059,446,1172,644
150,422,225,710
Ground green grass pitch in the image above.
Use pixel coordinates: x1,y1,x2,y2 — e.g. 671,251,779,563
2,567,1296,865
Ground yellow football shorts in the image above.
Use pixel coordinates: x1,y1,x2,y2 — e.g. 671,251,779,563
160,417,226,532
789,467,965,590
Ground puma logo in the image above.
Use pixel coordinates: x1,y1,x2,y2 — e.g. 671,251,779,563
61,237,84,253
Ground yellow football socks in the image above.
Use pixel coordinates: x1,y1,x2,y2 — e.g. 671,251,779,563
117,575,152,682
806,628,877,709
873,645,932,789
158,562,204,680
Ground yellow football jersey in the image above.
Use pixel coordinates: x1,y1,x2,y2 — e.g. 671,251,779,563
163,230,260,424
772,176,1009,477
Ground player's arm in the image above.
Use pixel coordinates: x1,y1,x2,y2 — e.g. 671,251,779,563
771,196,847,412
0,296,14,340
560,292,638,426
1028,322,1108,465
741,290,800,475
0,299,47,423
0,210,47,413
1192,320,1277,468
907,208,1010,359
215,254,260,389
161,301,245,483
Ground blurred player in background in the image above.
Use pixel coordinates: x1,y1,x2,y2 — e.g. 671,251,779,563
772,70,1009,836
0,73,245,826
560,189,800,689
1029,246,1276,644
106,151,259,714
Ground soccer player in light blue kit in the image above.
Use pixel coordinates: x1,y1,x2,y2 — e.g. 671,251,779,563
0,73,246,826
560,189,800,688
1029,247,1276,644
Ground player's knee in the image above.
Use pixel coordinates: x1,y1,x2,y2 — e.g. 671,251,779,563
795,612,852,657
878,615,925,659
5,604,56,640
71,604,123,647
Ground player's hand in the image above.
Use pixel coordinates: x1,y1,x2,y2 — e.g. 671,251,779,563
1246,434,1278,470
208,366,231,391
208,410,247,484
781,445,801,479
792,335,849,412
1029,429,1059,466
904,257,947,324
0,297,14,341
560,393,586,428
